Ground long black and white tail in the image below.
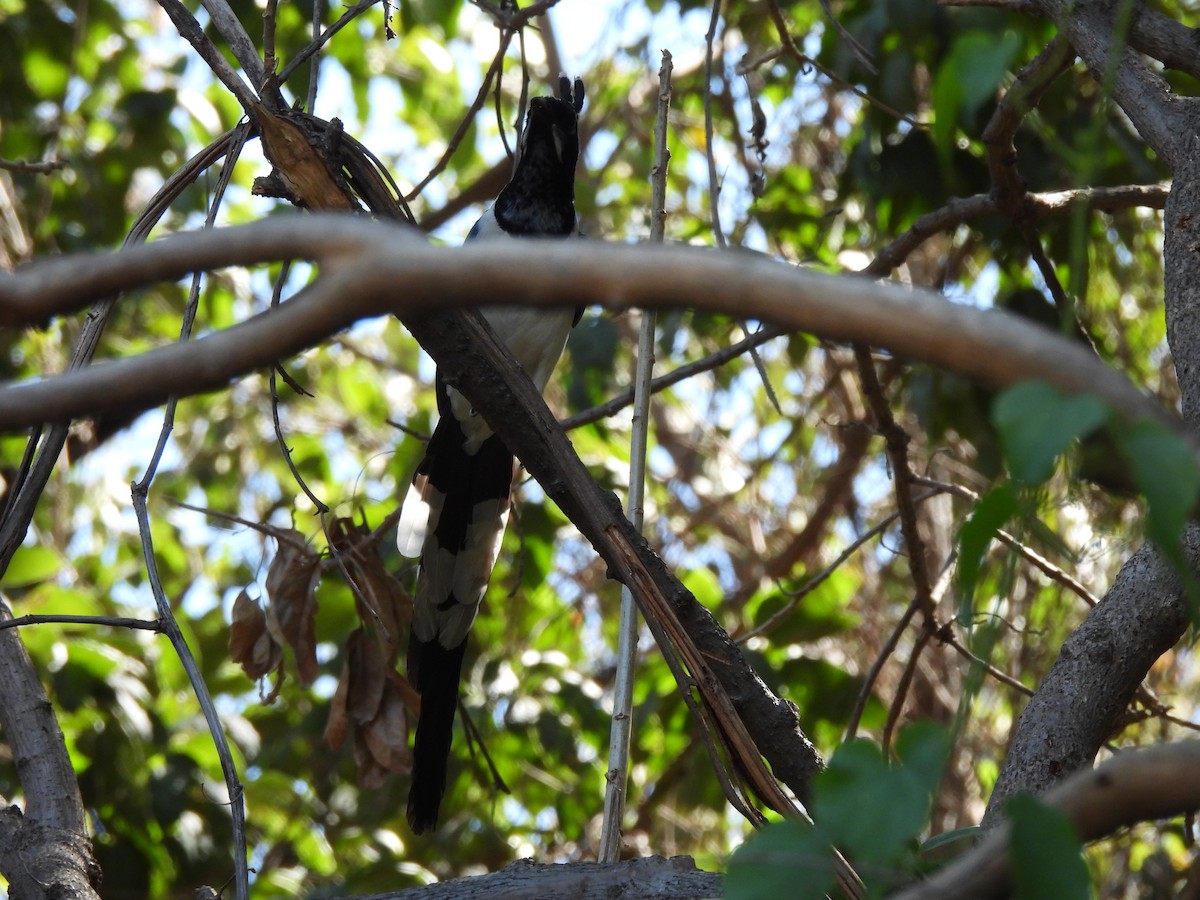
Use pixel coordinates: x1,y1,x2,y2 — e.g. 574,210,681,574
398,378,515,833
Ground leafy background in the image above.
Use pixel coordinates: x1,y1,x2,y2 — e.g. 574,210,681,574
0,0,1196,896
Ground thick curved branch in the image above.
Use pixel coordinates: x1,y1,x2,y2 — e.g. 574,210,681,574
981,531,1197,826
1127,6,1200,80
0,217,1182,441
896,741,1200,900
1033,0,1186,167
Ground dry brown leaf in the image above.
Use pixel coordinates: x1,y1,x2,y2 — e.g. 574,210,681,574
346,627,387,725
322,517,419,787
361,682,412,776
265,529,321,686
323,656,351,749
327,516,411,651
229,589,283,681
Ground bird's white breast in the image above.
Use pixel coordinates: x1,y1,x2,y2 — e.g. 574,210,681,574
449,207,576,452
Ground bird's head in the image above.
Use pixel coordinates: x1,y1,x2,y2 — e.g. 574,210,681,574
518,76,585,173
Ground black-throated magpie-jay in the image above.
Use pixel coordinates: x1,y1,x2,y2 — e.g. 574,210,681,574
397,77,585,834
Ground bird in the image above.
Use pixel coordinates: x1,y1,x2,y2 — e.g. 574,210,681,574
396,76,585,834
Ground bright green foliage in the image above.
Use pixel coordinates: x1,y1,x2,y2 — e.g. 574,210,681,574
725,819,836,900
956,483,1019,609
992,382,1109,485
1117,420,1200,558
728,725,949,899
1008,793,1091,900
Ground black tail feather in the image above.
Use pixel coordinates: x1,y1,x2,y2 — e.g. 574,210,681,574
406,636,468,834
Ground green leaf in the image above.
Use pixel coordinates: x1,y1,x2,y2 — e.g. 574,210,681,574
1007,793,1090,900
0,544,62,588
1117,419,1200,551
814,725,948,871
931,29,1021,162
726,819,837,900
682,567,722,607
955,31,1023,114
992,382,1108,484
956,482,1018,609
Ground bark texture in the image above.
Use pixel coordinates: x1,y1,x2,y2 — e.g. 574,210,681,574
984,5,1200,822
0,604,100,898
344,855,721,900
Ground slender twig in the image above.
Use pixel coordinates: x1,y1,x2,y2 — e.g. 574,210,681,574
130,488,248,899
165,498,311,551
458,699,510,795
739,488,947,644
703,0,726,249
939,629,1034,696
158,0,260,113
278,0,382,85
982,38,1075,221
0,127,242,579
0,158,66,175
560,325,788,430
881,621,937,755
854,345,935,616
845,596,921,741
884,554,958,758
320,512,384,632
263,0,279,81
701,2,780,412
386,418,433,443
904,474,1184,724
198,0,267,90
404,30,517,201
0,614,163,633
598,49,672,865
267,259,330,514
765,0,919,125
307,0,324,113
817,0,876,73
909,476,1102,607
125,121,251,900
862,184,1168,279
981,38,1079,321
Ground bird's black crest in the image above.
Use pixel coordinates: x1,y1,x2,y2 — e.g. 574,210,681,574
558,75,585,114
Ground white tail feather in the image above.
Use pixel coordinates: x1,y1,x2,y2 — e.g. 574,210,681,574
397,473,439,558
